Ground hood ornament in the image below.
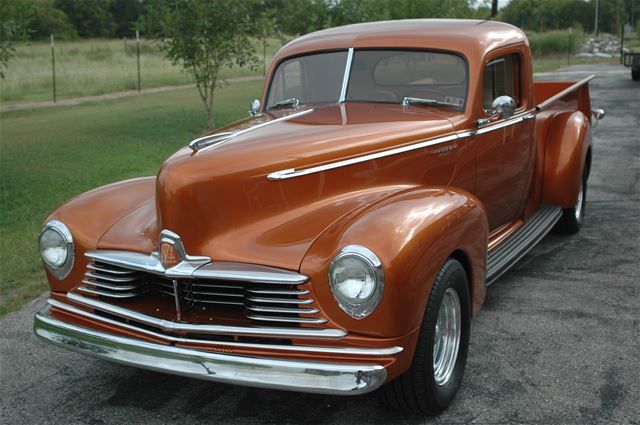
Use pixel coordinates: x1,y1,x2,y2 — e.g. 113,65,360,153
157,229,210,274
157,229,211,321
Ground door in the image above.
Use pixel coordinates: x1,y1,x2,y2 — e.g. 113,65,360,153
473,52,535,231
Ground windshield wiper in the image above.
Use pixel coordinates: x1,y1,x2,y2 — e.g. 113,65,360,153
268,97,300,110
402,96,459,109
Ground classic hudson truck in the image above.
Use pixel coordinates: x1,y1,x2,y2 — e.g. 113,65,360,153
34,20,604,414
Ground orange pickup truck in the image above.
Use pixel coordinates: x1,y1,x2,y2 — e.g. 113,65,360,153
34,20,604,415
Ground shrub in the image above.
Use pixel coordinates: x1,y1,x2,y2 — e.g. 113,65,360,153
527,30,581,56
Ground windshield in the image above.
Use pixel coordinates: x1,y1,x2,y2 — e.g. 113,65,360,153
266,49,468,110
266,51,348,109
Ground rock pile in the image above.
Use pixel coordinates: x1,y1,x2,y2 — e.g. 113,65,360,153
577,34,622,58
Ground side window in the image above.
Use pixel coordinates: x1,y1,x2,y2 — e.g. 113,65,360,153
483,53,520,110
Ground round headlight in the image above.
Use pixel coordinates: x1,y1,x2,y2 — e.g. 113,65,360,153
329,245,384,319
39,220,74,279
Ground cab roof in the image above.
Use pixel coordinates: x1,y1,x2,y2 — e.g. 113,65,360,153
273,19,528,64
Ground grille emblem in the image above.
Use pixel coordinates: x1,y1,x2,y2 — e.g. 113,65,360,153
160,242,180,269
158,229,210,321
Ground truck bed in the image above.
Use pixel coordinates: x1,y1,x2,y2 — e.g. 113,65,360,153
534,76,593,117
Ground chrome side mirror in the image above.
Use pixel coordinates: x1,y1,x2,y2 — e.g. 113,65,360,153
492,95,516,118
477,95,516,126
592,108,605,128
249,99,261,117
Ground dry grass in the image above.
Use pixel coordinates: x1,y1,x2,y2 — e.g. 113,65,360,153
0,38,284,103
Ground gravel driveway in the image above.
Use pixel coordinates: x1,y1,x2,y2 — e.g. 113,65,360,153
1,64,638,424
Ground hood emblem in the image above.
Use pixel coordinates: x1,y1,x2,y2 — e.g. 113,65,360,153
160,242,180,269
157,229,211,273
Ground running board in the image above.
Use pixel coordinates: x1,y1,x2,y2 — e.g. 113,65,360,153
486,205,562,286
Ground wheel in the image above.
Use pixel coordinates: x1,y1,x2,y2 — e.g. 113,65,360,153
555,171,587,234
379,258,471,415
632,68,640,81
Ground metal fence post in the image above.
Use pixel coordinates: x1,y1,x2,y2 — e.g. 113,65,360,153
50,34,56,103
568,27,572,65
136,30,141,92
620,24,624,65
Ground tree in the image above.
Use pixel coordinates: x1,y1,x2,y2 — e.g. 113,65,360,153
30,0,78,40
55,0,116,38
269,0,330,34
110,0,143,38
142,0,259,130
0,0,36,79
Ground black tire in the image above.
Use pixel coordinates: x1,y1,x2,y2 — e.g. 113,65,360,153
555,170,587,235
379,258,471,415
632,68,640,81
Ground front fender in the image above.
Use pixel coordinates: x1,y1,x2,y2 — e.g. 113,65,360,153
300,186,488,339
43,177,157,292
543,111,592,208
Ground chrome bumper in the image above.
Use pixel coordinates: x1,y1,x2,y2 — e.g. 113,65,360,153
34,310,387,395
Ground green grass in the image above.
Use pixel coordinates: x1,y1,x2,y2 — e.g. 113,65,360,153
0,79,264,316
0,38,283,103
532,54,618,73
524,29,621,72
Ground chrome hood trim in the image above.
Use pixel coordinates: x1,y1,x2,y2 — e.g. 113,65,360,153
189,108,315,152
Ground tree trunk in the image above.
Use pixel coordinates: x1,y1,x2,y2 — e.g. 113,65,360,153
207,108,214,130
193,64,219,130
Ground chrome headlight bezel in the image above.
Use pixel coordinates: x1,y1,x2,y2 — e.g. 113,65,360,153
39,220,74,280
328,245,384,319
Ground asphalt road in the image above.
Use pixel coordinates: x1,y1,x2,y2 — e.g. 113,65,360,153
1,64,638,424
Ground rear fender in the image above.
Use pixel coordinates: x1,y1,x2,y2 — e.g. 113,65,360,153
300,187,488,339
543,111,592,208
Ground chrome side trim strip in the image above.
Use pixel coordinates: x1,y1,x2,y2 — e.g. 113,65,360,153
34,310,387,395
474,112,535,135
85,251,309,284
267,111,537,181
47,299,401,355
67,292,346,339
536,75,595,111
338,48,354,103
191,108,315,152
268,133,460,180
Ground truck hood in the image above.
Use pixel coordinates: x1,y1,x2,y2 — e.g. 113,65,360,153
146,103,456,270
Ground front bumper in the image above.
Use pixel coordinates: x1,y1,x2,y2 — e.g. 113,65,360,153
34,309,387,395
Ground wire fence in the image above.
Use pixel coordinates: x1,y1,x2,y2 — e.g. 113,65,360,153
2,34,281,105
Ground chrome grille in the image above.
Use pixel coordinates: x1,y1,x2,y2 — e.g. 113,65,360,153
152,276,326,324
78,261,148,298
77,259,325,325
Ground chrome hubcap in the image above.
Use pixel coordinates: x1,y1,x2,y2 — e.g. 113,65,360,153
433,288,461,386
574,184,584,222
